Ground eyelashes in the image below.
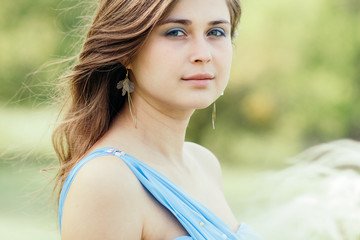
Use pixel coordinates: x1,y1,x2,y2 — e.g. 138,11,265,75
208,28,226,37
165,28,186,37
165,27,227,38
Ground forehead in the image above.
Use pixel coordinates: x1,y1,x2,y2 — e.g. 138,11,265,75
166,0,230,22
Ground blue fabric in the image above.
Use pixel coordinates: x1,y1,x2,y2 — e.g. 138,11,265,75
59,147,263,240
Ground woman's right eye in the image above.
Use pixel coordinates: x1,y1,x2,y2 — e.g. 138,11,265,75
165,28,186,37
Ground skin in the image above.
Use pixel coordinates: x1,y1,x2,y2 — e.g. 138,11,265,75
129,0,232,115
61,0,238,239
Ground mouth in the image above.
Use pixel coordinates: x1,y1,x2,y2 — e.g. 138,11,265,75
181,73,215,81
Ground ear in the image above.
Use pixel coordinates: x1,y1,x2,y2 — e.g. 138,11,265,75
119,59,132,70
125,63,133,70
117,60,127,70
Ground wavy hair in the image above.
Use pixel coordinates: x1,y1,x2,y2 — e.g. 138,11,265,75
52,0,242,201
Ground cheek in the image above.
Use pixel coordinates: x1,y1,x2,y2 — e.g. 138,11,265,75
214,43,232,92
222,42,233,64
139,42,179,76
216,43,233,75
132,46,179,93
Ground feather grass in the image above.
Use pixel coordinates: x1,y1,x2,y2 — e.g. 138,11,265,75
243,139,360,240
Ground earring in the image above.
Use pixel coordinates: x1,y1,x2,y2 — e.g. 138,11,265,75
212,102,216,130
116,70,134,96
117,69,137,128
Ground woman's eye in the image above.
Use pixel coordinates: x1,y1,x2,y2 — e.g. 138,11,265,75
208,28,226,37
165,28,186,37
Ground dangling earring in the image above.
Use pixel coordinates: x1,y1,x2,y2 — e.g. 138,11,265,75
212,102,216,130
116,70,134,95
117,69,137,127
212,91,224,129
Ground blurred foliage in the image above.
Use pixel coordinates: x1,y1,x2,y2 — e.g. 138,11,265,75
1,0,359,167
189,0,360,167
1,1,359,239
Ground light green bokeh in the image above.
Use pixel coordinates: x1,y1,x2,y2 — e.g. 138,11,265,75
1,0,359,239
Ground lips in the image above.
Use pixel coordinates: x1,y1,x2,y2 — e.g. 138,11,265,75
182,73,214,81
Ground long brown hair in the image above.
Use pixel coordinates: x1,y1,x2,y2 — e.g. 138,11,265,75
52,0,242,200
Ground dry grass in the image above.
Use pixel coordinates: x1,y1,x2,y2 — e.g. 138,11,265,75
234,139,360,240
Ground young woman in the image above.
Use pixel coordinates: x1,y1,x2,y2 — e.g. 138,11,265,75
54,0,263,239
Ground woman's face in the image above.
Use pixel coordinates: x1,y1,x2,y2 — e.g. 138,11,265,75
129,0,233,113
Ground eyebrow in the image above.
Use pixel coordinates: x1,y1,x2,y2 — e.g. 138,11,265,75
158,18,230,26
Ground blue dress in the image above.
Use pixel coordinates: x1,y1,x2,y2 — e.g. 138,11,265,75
59,147,263,240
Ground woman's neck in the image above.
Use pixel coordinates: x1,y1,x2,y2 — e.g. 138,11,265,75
106,96,194,164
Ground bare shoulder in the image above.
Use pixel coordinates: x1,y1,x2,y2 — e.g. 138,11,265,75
61,154,144,240
184,142,223,187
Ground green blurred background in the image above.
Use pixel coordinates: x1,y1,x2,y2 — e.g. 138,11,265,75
0,0,359,239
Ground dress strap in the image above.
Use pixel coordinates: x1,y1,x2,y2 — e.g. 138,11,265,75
58,148,115,232
59,147,240,240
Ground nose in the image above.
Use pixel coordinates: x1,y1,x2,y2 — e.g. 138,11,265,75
189,37,212,63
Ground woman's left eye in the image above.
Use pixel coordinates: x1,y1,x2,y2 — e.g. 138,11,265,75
207,28,226,37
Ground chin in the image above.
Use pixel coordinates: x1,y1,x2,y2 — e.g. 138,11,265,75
194,102,213,110
175,92,219,110
186,98,215,110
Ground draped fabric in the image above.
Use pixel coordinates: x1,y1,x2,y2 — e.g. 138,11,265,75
59,147,263,240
